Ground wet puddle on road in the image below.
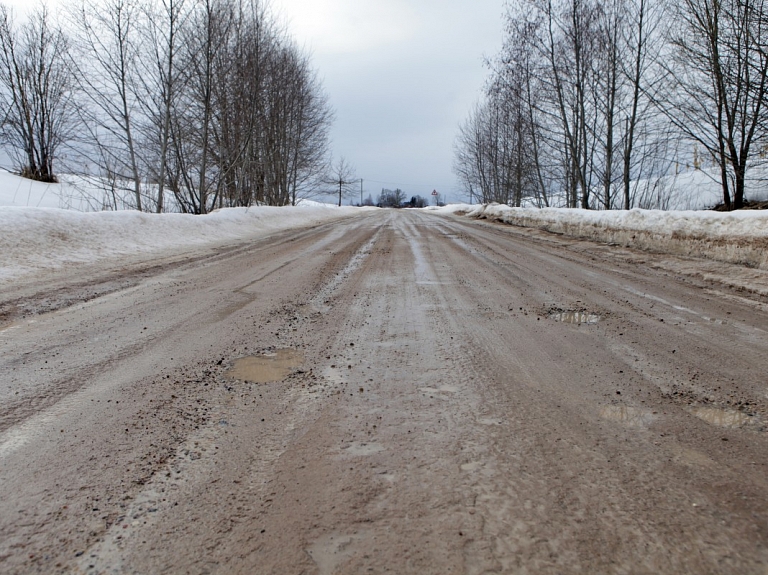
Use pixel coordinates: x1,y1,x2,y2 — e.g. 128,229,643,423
226,349,304,383
688,407,760,429
600,406,657,428
550,310,601,324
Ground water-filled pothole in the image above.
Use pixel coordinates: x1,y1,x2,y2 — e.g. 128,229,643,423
688,407,760,429
226,349,304,383
549,310,601,324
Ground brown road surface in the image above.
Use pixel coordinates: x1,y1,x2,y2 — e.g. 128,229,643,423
1,210,767,574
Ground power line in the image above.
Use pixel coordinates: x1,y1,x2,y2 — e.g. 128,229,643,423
363,178,457,190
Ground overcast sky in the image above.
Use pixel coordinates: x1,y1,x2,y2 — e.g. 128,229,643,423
275,0,505,202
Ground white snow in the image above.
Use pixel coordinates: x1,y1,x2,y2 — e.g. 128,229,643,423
0,169,155,211
0,169,68,209
433,203,768,270
0,173,364,284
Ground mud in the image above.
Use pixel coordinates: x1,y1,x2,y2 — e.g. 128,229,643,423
1,210,767,574
227,349,304,383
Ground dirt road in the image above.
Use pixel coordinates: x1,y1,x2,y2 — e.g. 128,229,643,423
1,210,767,574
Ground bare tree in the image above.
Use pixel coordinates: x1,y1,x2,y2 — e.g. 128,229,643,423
140,0,189,213
164,0,233,214
153,0,332,212
378,188,407,207
67,0,144,210
620,0,660,209
456,0,670,211
0,3,73,182
664,0,768,210
0,0,332,212
327,156,356,207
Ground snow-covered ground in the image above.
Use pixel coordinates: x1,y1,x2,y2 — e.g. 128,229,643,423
0,169,80,210
633,163,768,210
0,170,365,284
434,203,768,270
0,169,359,211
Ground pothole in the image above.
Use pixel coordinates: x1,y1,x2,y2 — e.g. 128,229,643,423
600,406,657,428
226,349,304,383
548,308,601,324
688,407,761,429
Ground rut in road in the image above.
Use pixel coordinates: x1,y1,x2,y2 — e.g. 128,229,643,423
0,210,767,574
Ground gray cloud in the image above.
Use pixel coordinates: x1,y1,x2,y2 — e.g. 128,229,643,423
278,0,504,201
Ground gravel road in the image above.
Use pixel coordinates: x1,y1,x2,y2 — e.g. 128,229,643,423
1,210,767,574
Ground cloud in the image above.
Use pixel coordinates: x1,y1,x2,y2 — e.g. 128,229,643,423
279,0,420,55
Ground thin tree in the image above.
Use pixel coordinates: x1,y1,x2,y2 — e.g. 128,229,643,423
68,0,144,210
328,156,356,207
0,3,73,182
140,0,188,213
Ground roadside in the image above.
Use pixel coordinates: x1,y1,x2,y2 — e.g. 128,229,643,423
437,203,768,272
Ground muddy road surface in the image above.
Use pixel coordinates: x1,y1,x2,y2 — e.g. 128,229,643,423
1,210,767,574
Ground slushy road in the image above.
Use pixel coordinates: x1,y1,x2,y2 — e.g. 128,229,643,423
1,210,766,574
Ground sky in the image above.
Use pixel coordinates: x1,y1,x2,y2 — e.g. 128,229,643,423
274,0,505,203
2,0,505,204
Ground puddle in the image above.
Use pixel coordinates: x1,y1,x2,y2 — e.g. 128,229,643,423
600,406,657,428
226,349,304,383
688,407,759,429
550,310,601,324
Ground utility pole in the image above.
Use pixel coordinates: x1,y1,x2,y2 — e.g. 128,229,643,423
336,174,357,206
360,179,363,206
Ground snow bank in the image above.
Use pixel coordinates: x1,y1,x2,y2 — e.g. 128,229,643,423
434,203,768,270
0,204,362,283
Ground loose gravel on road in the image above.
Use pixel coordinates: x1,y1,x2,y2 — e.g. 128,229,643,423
1,210,767,574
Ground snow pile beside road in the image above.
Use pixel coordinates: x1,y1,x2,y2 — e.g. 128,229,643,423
435,203,768,270
0,204,361,283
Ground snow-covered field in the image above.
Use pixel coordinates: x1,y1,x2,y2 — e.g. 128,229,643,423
633,163,768,210
0,169,84,210
435,203,768,270
0,170,364,284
